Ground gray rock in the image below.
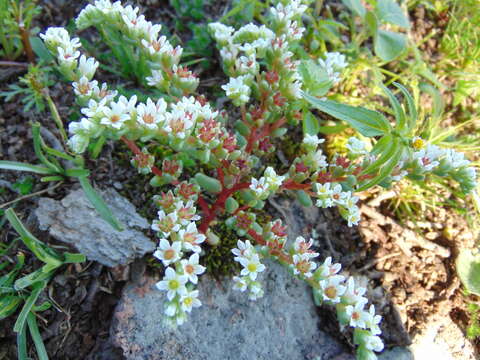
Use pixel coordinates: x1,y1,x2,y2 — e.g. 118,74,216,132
111,260,353,360
36,188,155,267
378,347,413,360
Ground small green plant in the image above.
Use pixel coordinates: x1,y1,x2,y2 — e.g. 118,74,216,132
1,208,85,360
0,64,52,113
341,0,410,62
0,0,40,61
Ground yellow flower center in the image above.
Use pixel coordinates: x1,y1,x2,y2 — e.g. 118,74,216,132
413,138,425,150
325,286,337,299
164,249,175,260
168,279,179,290
183,297,193,306
247,263,257,272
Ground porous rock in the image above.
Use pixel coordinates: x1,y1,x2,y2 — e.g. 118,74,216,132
111,260,354,360
35,188,155,267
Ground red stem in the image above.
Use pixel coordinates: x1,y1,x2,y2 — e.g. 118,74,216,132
120,136,163,177
247,229,292,264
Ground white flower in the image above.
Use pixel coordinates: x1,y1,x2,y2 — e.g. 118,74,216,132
175,200,201,225
151,210,181,235
363,305,382,335
209,22,235,44
347,210,360,227
239,254,266,281
345,301,367,328
57,44,80,65
73,76,98,97
81,98,107,118
318,52,348,85
222,75,251,106
288,80,303,99
180,290,201,313
248,281,264,301
154,239,182,266
232,240,255,261
303,134,325,148
146,69,164,87
68,134,89,154
180,253,206,284
413,144,443,171
164,110,194,139
264,167,285,190
292,254,317,278
91,82,117,102
343,277,367,305
346,137,367,155
319,256,342,277
363,334,384,352
444,149,470,168
250,177,267,196
100,100,130,129
156,267,188,301
40,27,80,52
319,275,346,303
293,236,319,259
117,95,137,113
136,98,164,129
68,117,96,135
78,55,99,80
178,222,206,253
312,150,328,169
232,276,248,292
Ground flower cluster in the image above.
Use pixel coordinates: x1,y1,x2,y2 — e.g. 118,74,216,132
152,189,207,325
232,240,266,300
318,52,348,85
76,0,197,94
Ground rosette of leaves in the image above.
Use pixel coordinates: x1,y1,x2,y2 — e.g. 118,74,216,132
304,82,416,191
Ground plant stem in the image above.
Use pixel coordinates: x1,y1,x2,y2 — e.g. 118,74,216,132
120,136,163,177
44,92,68,143
19,24,34,63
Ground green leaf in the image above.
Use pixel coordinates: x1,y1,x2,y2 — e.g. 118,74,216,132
0,161,55,175
14,281,46,333
78,176,124,231
419,82,444,120
374,29,407,62
317,123,349,135
0,295,22,320
14,265,55,291
296,190,313,207
365,11,378,35
362,135,397,174
302,111,320,136
30,36,54,62
27,312,49,360
457,250,480,296
298,60,332,97
303,94,391,137
65,168,90,177
357,144,404,191
341,0,366,17
379,84,406,132
376,0,410,28
63,252,86,263
393,82,417,131
5,209,63,266
194,173,222,194
17,320,28,360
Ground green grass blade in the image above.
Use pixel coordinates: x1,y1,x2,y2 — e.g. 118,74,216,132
17,319,28,360
0,161,55,174
27,312,49,360
13,281,46,333
5,209,63,266
78,176,124,231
